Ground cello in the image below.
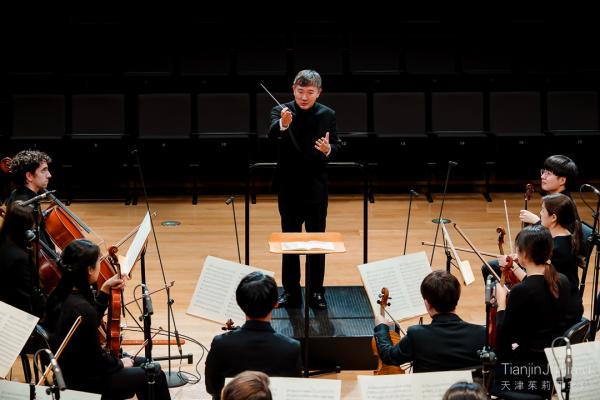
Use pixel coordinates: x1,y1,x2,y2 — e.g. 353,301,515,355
372,288,405,375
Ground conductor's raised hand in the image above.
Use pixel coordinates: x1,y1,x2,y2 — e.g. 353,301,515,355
280,107,293,129
314,132,331,154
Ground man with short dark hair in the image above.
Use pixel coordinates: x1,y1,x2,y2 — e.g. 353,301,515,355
204,272,302,400
268,69,342,310
5,149,55,250
373,270,485,372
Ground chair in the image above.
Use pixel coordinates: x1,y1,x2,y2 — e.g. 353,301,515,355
563,317,590,345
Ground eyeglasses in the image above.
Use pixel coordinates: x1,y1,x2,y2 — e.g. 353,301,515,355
540,169,555,177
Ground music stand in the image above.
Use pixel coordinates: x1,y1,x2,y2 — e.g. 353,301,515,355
268,232,346,377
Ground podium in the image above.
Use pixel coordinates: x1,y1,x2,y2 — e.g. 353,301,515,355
268,232,346,377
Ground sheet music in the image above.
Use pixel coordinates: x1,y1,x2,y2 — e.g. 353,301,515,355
0,301,39,378
358,370,472,400
442,224,475,285
544,341,600,399
224,377,341,400
122,211,151,275
281,241,335,251
357,252,431,321
186,256,275,324
0,380,101,399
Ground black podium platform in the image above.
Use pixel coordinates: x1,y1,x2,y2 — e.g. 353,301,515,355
272,286,377,371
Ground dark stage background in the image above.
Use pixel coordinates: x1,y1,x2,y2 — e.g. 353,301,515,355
2,10,599,201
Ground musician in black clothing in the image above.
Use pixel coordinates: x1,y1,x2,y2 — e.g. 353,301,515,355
205,272,302,399
493,225,583,397
43,239,171,400
500,193,583,292
6,150,55,251
0,203,42,316
482,154,581,280
268,69,342,310
373,270,485,372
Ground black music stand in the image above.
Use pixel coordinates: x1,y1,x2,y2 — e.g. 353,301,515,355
268,232,346,377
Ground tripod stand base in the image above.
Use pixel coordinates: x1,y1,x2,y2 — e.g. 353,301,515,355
165,370,186,388
432,218,451,224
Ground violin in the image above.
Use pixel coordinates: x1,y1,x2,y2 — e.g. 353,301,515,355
106,245,123,358
37,239,62,296
372,288,404,375
496,227,518,287
522,184,534,228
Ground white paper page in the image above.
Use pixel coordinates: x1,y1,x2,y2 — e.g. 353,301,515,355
281,241,335,251
224,376,341,400
358,370,473,400
442,224,475,285
544,341,600,399
0,380,101,399
0,301,39,378
357,252,431,321
122,211,152,275
187,256,275,324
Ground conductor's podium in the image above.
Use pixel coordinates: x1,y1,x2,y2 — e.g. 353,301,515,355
271,286,378,371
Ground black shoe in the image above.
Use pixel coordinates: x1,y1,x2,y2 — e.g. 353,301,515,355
309,292,327,310
278,292,302,308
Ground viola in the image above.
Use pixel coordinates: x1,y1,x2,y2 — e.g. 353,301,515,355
372,288,404,375
37,239,62,296
496,227,518,286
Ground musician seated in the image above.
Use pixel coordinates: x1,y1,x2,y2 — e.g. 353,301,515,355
221,371,272,400
205,272,302,400
42,239,171,400
493,225,583,398
442,381,488,400
0,203,45,317
373,270,485,372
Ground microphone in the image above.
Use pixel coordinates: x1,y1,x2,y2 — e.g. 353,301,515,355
485,275,493,305
25,230,36,243
41,349,66,391
15,190,57,207
226,196,242,264
404,189,419,255
582,183,600,196
142,284,154,316
564,337,572,381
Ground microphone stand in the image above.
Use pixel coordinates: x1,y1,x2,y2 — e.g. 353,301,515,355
403,190,419,255
226,196,242,263
479,275,497,392
131,149,185,389
430,161,457,265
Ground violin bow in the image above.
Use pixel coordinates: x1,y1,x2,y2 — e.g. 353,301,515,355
452,223,504,285
503,200,514,254
37,316,82,385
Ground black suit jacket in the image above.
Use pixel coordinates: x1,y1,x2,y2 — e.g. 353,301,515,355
268,101,341,204
205,320,302,399
374,313,485,373
6,186,55,251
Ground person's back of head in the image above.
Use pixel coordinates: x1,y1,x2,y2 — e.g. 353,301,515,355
0,203,34,248
420,270,461,313
222,370,272,400
442,381,488,400
236,272,278,319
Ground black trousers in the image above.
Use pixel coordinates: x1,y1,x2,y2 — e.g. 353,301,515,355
278,199,328,294
73,365,171,400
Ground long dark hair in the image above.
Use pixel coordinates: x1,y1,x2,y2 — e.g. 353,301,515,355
0,203,34,249
515,225,560,299
43,239,100,331
543,193,584,268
